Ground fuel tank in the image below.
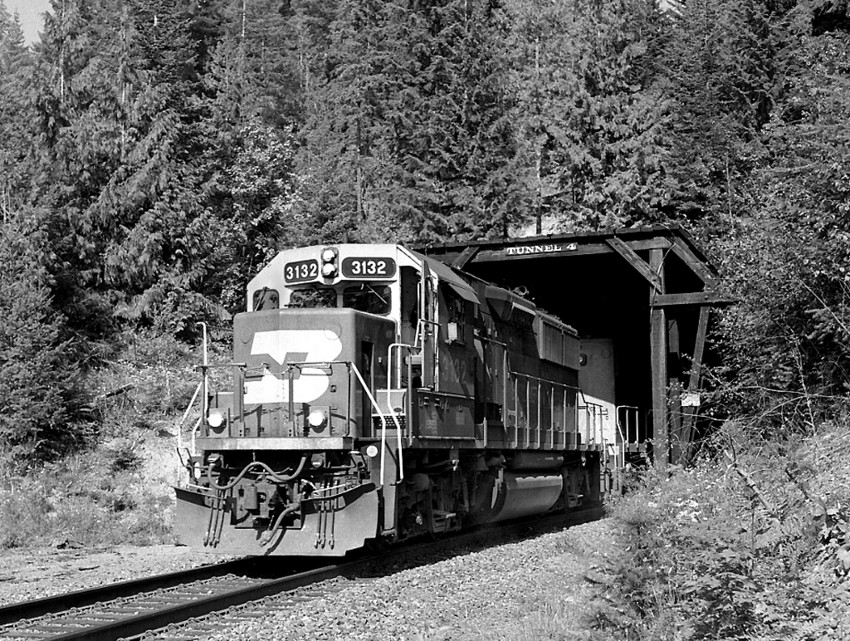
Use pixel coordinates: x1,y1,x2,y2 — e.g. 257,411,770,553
485,471,564,523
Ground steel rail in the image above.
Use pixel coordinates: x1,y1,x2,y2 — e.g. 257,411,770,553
0,557,257,625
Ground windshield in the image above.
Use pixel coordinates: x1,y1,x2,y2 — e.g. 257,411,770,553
286,284,392,315
288,287,336,308
253,287,279,310
343,284,391,315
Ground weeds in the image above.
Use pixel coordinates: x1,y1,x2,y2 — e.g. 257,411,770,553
0,438,175,549
0,332,200,550
596,414,850,640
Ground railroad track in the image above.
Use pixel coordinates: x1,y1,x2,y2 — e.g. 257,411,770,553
0,507,604,641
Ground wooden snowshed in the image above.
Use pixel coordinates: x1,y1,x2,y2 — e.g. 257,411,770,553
421,225,732,468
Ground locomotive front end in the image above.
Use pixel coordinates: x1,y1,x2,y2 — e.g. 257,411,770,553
175,245,408,556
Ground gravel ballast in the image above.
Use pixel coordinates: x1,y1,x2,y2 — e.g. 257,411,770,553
0,545,233,606
0,518,621,640
190,518,619,641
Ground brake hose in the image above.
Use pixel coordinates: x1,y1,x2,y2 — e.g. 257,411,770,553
206,456,308,491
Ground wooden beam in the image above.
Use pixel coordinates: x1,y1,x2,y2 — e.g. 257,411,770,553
606,236,662,292
649,248,668,472
436,238,671,265
651,291,737,308
688,306,710,392
670,237,716,285
452,245,479,270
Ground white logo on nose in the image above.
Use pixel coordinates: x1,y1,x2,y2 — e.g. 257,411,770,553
244,330,343,404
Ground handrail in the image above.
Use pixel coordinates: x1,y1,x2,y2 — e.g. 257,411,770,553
505,368,581,450
387,341,420,447
175,373,204,457
196,322,209,427
416,318,440,386
195,362,247,435
476,335,506,450
387,342,416,389
348,362,402,486
536,379,542,449
177,381,203,454
616,404,638,444
190,416,202,456
577,391,607,447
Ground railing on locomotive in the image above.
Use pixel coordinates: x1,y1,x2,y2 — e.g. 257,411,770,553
188,355,404,488
504,369,582,450
576,396,608,448
616,405,639,445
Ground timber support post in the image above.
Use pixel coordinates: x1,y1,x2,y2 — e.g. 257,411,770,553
649,248,668,472
681,305,710,461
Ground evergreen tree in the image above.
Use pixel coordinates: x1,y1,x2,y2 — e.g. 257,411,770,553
715,20,850,413
196,0,301,311
656,0,783,226
0,2,35,221
504,0,668,233
0,219,86,467
294,0,521,244
31,0,232,338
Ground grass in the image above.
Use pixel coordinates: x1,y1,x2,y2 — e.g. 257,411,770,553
0,431,177,549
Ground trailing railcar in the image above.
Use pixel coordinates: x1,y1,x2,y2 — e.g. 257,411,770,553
174,244,614,556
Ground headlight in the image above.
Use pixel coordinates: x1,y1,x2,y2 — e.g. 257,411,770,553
308,408,327,428
208,411,225,429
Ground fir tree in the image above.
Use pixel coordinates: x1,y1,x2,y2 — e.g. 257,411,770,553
0,2,35,221
0,220,86,467
656,0,783,224
505,0,668,232
293,0,521,244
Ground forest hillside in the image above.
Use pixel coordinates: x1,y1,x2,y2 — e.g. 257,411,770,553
0,0,849,636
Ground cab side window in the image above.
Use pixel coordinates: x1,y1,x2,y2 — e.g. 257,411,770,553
442,286,466,345
400,267,419,342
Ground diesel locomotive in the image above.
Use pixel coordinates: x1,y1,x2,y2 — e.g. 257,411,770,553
174,243,618,556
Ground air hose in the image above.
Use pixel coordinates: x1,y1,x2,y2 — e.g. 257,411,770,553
206,456,308,491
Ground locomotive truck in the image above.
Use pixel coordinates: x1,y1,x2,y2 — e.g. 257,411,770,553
174,243,618,556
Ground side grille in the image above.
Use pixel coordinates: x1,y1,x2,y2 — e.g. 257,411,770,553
373,416,407,431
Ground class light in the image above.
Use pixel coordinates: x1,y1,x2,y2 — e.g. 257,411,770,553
320,246,339,278
365,444,379,458
207,410,225,429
